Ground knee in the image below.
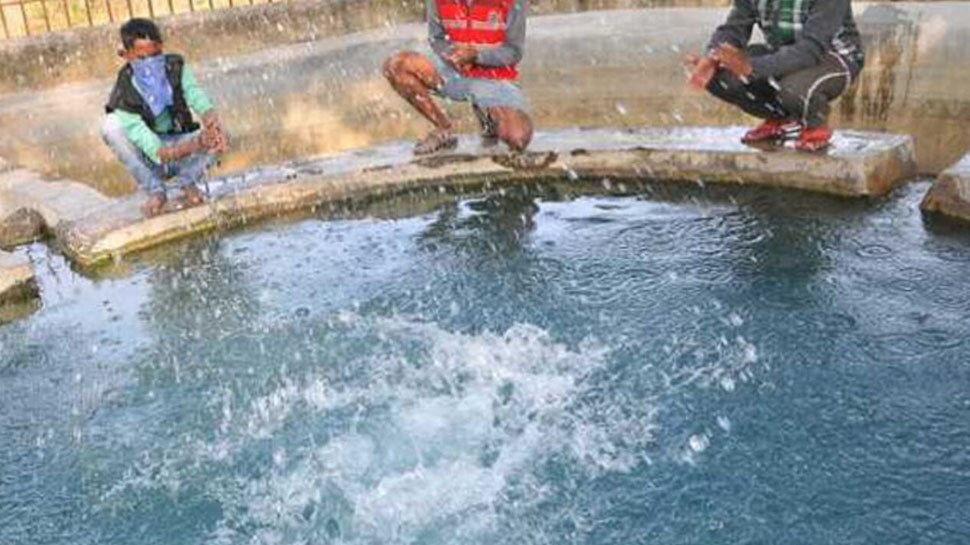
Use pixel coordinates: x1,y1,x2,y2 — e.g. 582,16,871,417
383,50,421,83
497,114,533,152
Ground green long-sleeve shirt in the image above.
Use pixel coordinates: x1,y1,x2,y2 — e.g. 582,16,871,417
112,63,214,164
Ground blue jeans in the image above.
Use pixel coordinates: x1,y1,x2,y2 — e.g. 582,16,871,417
101,114,212,196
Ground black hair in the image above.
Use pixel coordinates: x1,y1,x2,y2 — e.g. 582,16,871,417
120,18,162,50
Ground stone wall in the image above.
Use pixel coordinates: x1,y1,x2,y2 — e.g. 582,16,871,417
0,2,967,195
0,0,729,95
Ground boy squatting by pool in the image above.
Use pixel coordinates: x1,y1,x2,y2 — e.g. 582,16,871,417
685,0,865,151
383,0,534,156
100,18,230,218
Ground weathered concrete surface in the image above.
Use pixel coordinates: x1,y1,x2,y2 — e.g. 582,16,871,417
0,163,113,246
0,0,728,95
0,3,964,197
0,250,36,305
920,154,970,223
56,126,916,267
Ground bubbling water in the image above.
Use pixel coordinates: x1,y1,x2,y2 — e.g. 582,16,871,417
91,311,756,545
6,182,965,545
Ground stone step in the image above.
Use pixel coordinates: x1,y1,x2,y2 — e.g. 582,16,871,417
0,167,112,226
0,162,114,248
0,200,45,248
54,126,916,267
0,250,37,317
920,154,970,224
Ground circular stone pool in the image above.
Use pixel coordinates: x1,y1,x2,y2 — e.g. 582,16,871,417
1,181,968,544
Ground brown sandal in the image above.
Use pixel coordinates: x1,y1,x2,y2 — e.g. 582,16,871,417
182,184,206,207
492,151,558,171
141,193,168,218
414,129,458,156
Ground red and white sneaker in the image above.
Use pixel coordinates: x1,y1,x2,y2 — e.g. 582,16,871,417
794,125,833,152
741,118,802,144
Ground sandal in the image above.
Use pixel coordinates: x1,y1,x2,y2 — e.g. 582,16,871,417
492,151,558,171
182,184,206,207
414,129,458,156
142,192,168,218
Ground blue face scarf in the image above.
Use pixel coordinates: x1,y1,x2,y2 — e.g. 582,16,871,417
131,54,174,118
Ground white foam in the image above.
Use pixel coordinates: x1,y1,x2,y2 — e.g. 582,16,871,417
95,312,759,544
202,317,629,543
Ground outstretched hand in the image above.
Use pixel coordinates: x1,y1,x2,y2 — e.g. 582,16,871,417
684,53,719,90
684,44,754,89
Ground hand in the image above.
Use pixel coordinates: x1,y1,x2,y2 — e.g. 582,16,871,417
201,111,230,154
715,43,753,78
159,134,205,163
445,44,478,70
685,53,719,90
202,127,230,154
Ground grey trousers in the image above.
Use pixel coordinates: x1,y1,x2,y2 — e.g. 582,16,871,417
706,46,858,128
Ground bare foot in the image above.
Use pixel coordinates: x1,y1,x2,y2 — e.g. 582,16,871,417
142,193,168,218
183,184,206,207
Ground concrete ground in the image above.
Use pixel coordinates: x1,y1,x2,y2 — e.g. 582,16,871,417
46,126,916,268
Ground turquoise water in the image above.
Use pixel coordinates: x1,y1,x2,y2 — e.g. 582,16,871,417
1,181,969,544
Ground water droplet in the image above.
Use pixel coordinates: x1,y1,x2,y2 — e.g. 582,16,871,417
273,448,287,468
742,344,758,364
688,433,709,453
563,165,579,181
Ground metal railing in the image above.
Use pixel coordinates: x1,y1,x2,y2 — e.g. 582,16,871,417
0,0,276,39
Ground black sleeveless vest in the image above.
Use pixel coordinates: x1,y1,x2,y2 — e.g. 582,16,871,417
105,54,199,135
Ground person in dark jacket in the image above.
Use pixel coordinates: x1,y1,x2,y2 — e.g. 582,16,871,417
101,18,230,217
686,0,864,151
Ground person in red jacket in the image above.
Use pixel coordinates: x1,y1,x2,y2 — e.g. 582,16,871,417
383,0,533,155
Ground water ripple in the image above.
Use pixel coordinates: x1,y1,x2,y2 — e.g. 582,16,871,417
928,243,970,263
855,243,896,259
861,328,965,361
795,311,859,335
